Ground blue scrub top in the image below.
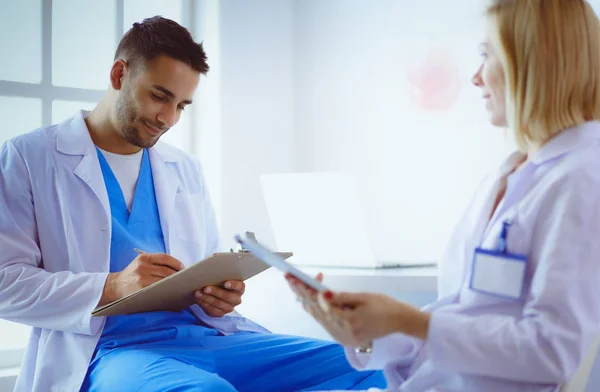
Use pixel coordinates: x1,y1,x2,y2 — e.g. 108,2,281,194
93,148,216,358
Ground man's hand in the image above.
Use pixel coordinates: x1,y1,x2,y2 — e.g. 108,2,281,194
194,280,245,318
100,253,184,306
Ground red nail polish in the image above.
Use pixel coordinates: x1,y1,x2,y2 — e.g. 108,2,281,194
324,291,333,300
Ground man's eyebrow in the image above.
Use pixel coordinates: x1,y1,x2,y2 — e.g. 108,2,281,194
152,85,174,98
152,85,193,105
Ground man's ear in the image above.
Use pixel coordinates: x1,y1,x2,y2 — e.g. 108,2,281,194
109,59,129,91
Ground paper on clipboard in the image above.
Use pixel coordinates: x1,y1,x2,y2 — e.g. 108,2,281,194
92,250,293,317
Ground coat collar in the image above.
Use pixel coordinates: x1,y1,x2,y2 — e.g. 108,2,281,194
496,121,600,175
55,110,95,157
531,121,600,165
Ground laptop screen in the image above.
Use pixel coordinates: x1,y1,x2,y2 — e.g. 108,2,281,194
260,172,377,267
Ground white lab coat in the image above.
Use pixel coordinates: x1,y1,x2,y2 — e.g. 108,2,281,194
345,121,600,391
0,112,269,392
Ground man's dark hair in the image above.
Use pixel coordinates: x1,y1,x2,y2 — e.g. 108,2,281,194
115,16,209,75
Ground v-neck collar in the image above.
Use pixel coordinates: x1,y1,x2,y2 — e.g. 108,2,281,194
95,147,150,226
128,150,154,227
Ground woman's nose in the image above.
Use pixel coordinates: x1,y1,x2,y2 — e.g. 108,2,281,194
472,65,483,87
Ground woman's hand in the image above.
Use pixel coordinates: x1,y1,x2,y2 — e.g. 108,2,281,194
286,273,368,347
286,273,430,347
326,291,431,343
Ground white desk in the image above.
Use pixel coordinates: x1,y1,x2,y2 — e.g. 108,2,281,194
300,266,438,293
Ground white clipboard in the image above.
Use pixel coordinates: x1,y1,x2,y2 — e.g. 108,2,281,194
235,233,329,292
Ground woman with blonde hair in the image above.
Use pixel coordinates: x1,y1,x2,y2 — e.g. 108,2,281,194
288,0,600,390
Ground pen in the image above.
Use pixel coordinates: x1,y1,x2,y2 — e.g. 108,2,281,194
134,248,184,272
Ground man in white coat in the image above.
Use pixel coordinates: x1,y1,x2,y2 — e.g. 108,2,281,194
0,16,386,392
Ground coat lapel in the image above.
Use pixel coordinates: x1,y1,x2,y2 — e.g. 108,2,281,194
55,111,111,228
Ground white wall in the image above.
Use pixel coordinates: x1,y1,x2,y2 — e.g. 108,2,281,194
294,0,516,263
193,0,223,228
206,0,518,260
202,0,296,249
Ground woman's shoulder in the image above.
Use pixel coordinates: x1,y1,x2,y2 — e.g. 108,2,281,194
544,143,600,191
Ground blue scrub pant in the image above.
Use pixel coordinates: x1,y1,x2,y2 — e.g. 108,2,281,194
82,330,386,391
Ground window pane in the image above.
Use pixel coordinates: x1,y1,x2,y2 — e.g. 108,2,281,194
52,0,117,90
124,0,183,33
52,100,96,124
0,0,42,83
0,97,42,144
591,1,600,17
0,320,30,351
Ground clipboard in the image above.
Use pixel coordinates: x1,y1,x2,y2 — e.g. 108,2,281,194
92,250,293,317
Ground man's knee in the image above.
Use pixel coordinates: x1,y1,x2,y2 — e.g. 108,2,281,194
87,375,237,392
84,352,238,392
193,372,238,392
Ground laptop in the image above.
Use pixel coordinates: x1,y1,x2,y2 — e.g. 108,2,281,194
260,172,435,269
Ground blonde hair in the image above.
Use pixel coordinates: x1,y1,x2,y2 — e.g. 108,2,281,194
486,0,600,150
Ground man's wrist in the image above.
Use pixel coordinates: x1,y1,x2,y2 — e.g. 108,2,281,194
98,273,118,307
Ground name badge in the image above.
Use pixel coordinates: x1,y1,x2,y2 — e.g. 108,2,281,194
469,220,527,300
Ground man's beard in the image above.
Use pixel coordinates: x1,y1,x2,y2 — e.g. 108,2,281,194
115,90,161,149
